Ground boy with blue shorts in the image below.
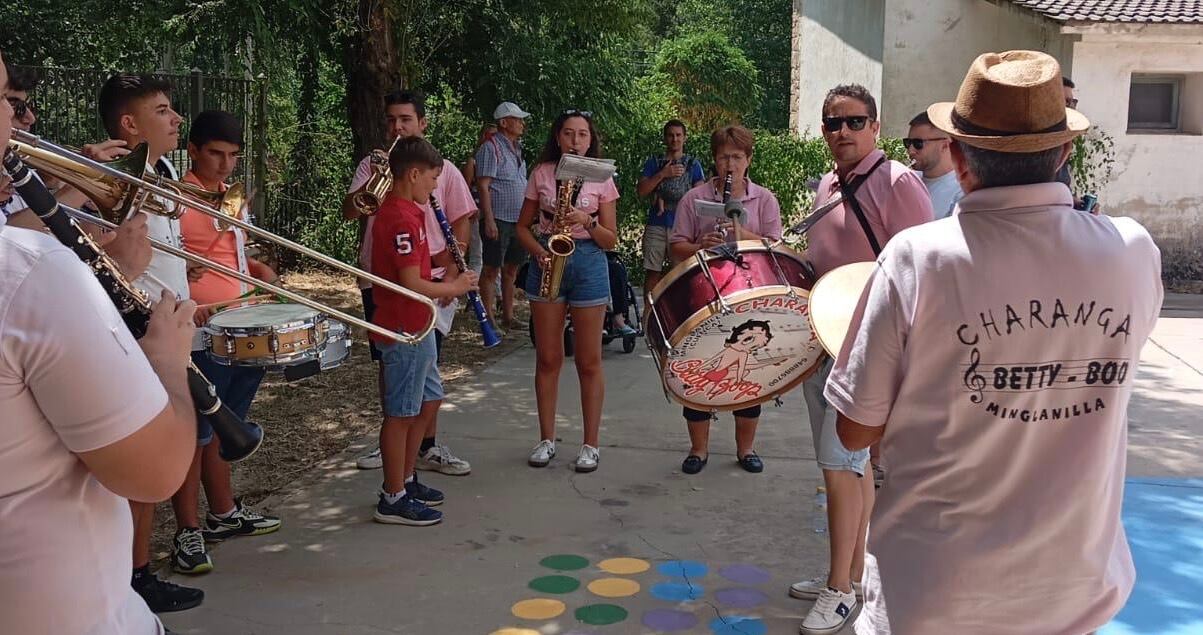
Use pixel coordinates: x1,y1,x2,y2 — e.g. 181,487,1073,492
370,137,477,525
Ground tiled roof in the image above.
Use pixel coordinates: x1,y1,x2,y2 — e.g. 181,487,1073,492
1008,1,1203,23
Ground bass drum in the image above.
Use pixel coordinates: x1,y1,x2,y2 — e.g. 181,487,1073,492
646,240,825,412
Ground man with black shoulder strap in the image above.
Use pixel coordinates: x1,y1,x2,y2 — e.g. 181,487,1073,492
793,84,933,635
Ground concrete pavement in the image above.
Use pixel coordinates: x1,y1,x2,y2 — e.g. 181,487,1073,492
163,295,1203,635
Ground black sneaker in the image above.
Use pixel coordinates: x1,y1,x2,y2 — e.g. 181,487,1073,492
202,499,282,543
132,571,204,613
404,475,445,507
172,527,213,575
373,494,443,526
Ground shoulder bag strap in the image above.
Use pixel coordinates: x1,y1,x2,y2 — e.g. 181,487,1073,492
837,156,888,256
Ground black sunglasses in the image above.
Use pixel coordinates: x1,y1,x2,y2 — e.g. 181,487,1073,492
902,137,948,150
563,109,593,118
822,115,871,132
7,97,32,119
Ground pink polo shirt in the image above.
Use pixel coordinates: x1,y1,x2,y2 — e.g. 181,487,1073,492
670,178,783,246
525,162,620,240
827,183,1162,634
804,150,933,277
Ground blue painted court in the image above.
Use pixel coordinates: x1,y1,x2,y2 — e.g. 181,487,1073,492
1102,478,1203,635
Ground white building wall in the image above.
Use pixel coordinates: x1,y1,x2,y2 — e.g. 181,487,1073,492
791,0,886,137
1068,25,1203,269
880,0,1074,137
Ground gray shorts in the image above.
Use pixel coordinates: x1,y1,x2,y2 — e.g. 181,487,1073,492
482,219,527,268
642,225,671,272
802,357,869,475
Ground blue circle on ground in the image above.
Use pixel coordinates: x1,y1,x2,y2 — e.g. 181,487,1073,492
709,616,767,635
656,560,709,579
717,564,772,585
650,581,705,601
642,608,699,632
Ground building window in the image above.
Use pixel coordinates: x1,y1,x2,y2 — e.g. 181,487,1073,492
1128,75,1181,131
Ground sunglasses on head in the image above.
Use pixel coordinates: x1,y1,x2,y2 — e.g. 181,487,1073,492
7,97,32,119
902,137,948,150
822,115,871,132
563,109,593,118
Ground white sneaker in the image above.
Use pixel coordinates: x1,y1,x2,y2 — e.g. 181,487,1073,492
799,587,857,635
356,447,382,470
529,440,556,467
789,574,863,600
418,443,472,475
574,444,599,473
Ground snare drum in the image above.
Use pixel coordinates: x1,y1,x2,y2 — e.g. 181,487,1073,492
319,319,352,370
647,240,825,411
204,303,330,369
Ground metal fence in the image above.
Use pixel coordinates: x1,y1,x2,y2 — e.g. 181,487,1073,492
13,65,268,218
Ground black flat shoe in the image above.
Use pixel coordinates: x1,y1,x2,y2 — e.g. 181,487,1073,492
738,452,764,473
682,454,708,474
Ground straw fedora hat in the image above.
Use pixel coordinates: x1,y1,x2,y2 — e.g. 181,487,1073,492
928,50,1089,153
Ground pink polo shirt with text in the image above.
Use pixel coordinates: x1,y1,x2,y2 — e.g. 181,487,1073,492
670,177,783,246
525,162,620,240
826,183,1162,635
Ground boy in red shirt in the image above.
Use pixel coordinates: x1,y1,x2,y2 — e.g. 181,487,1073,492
371,137,477,525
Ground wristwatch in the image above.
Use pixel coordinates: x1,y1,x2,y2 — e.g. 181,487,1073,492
587,217,599,230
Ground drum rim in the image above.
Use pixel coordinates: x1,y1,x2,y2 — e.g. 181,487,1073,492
206,303,322,329
648,240,804,302
807,261,877,359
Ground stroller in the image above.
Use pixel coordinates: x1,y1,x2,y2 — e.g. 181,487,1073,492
520,252,643,356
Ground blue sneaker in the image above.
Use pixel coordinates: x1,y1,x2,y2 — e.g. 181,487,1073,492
374,494,442,526
404,475,445,507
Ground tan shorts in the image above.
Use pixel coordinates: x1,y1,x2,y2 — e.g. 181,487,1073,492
642,225,671,272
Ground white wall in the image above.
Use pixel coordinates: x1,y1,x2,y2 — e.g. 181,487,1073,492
880,0,1074,137
1068,25,1203,266
791,0,885,137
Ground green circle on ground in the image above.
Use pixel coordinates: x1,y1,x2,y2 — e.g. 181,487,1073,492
528,575,581,594
539,554,589,571
575,603,628,625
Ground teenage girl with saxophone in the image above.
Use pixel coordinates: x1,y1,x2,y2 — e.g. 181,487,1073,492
515,110,619,473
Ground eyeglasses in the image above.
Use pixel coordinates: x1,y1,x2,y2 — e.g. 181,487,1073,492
7,97,33,120
1066,98,1079,108
902,137,949,150
822,116,871,132
563,109,593,118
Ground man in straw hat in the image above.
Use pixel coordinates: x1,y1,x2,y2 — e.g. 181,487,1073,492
821,50,1162,634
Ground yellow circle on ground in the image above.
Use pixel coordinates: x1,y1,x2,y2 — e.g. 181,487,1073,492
587,577,642,598
598,557,651,575
511,598,566,620
490,629,541,635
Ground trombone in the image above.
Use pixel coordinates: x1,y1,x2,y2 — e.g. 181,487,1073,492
9,129,435,345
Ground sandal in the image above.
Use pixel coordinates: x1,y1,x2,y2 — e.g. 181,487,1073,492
682,454,708,474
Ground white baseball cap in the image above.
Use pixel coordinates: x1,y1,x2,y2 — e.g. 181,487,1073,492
493,101,531,120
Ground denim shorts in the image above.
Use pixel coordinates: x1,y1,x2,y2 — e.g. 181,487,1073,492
801,357,869,475
524,238,611,308
378,333,444,418
191,351,266,447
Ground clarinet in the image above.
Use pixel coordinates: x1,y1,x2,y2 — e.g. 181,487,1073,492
429,195,501,348
2,149,264,462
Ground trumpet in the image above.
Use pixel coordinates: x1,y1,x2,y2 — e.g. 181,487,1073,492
9,129,436,345
348,135,399,216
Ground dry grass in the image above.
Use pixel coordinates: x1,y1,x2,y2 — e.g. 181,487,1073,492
150,270,531,564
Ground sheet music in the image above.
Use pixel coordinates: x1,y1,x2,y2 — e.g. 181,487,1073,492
555,154,616,182
695,199,747,223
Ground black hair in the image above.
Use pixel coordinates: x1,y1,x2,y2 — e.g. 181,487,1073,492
98,73,174,138
726,319,773,345
538,110,602,164
188,110,243,149
909,111,932,128
5,63,39,92
388,135,443,176
663,119,687,136
822,84,878,120
384,89,426,119
956,141,1065,188
1062,76,1075,89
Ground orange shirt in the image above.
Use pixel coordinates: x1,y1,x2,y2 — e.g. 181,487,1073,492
178,171,249,305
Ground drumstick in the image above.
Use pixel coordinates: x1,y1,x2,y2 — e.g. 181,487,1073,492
196,294,272,311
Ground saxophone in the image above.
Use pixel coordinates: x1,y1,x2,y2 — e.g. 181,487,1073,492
348,136,400,215
539,176,583,299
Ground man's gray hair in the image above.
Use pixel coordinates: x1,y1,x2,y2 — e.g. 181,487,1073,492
957,142,1066,188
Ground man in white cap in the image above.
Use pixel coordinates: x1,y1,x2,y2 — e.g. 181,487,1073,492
824,50,1161,634
475,101,530,329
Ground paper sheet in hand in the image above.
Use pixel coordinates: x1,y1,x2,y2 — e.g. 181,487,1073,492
695,199,747,223
555,154,616,182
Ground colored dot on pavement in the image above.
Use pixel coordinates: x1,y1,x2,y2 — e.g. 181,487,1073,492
587,577,641,598
714,587,769,609
657,560,708,578
642,608,699,632
511,598,566,620
575,603,629,625
599,557,651,574
540,554,590,571
709,616,767,635
650,581,705,602
490,630,540,635
528,575,580,594
717,564,771,585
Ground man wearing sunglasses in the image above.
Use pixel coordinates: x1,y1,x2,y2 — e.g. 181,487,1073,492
1,63,39,229
794,84,933,635
906,112,963,219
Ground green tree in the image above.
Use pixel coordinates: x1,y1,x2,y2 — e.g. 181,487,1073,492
651,30,761,133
